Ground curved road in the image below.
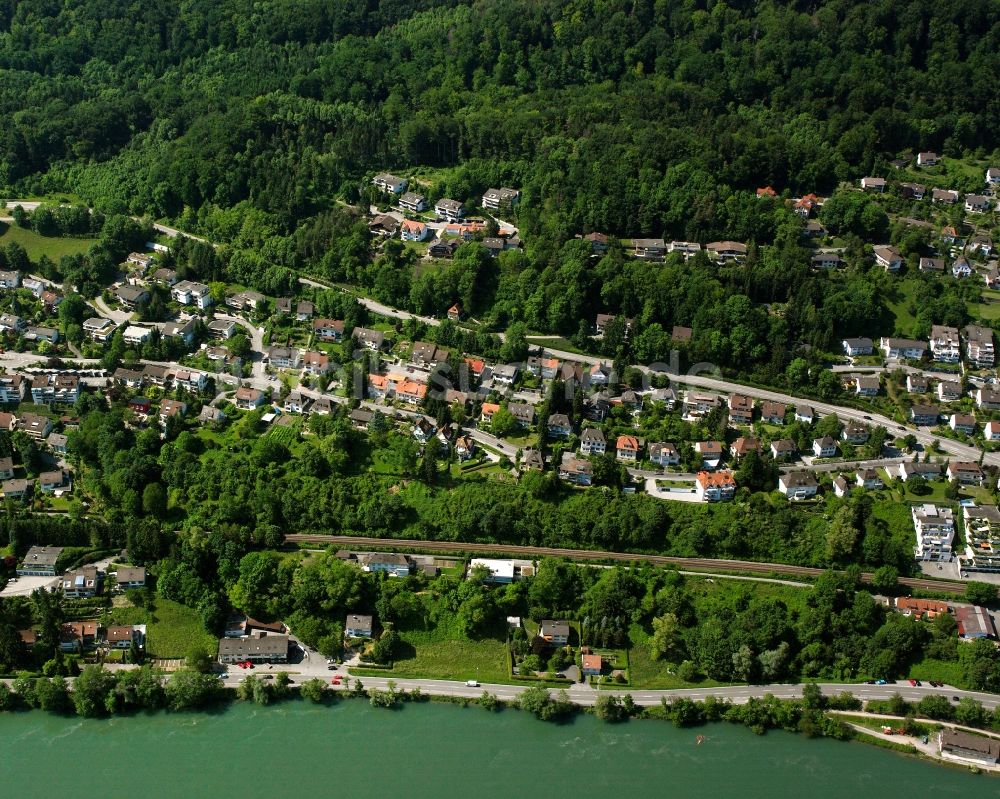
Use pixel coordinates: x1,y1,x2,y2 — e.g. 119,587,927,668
284,534,968,594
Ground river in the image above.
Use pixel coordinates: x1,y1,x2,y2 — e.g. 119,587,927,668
0,700,997,797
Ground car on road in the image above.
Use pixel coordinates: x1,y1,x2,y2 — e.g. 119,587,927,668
465,679,479,687
875,679,887,685
863,415,872,420
330,676,342,685
908,679,917,686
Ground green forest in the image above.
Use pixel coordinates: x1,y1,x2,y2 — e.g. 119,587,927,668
1,0,999,385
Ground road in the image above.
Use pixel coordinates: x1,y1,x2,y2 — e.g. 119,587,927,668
283,534,969,594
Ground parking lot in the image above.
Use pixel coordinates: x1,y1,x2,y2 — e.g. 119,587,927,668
0,574,58,597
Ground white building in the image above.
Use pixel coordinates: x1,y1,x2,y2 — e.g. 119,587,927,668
912,503,954,562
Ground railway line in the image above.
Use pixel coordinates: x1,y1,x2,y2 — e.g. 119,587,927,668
285,535,969,594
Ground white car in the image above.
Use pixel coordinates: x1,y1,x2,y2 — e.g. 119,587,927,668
466,679,479,687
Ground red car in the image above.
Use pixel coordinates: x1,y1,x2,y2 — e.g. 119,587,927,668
330,676,342,685
908,679,917,686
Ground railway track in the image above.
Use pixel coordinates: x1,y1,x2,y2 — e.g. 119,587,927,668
284,535,968,594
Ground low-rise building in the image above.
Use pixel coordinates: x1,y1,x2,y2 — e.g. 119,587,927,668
218,631,289,664
909,404,940,425
940,730,1000,766
615,435,642,462
946,461,984,486
965,325,996,368
778,472,818,500
695,470,736,502
950,414,976,435
842,338,874,356
83,317,116,342
60,566,102,599
17,545,64,576
345,614,374,638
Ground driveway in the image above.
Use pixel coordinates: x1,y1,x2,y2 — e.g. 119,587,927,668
0,574,58,597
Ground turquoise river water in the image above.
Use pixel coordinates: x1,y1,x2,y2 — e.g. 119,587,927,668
1,700,998,797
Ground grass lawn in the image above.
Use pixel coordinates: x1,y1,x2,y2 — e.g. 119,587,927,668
353,626,509,683
0,222,98,261
908,657,967,689
969,300,1000,322
106,597,217,659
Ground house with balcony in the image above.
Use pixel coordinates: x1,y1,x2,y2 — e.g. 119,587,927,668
398,191,427,213
616,435,642,462
481,187,520,211
950,413,976,435
649,442,679,467
842,338,874,356
632,238,666,261
965,325,995,368
728,394,754,424
873,245,903,272
778,472,819,500
579,428,606,456
434,198,464,221
373,173,407,194
912,504,954,562
812,436,837,458
695,470,736,502
946,461,985,486
930,325,961,363
881,337,927,360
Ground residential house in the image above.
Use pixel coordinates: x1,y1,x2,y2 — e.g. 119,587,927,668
833,475,850,497
21,277,44,296
492,364,519,387
588,363,613,386
481,187,520,211
616,435,642,462
955,606,998,640
668,241,702,260
918,257,945,274
842,338,874,356
454,436,475,461
778,472,819,500
24,326,59,343
301,351,331,376
856,468,884,490
965,194,993,213
47,431,68,454
105,625,144,650
398,191,427,213
0,457,13,480
860,177,886,192
894,597,950,620
648,442,679,466
60,566,101,599
547,413,572,438
970,235,994,257
368,214,399,237
794,405,814,423
916,151,939,166
345,614,374,638
770,439,797,461
558,453,592,486
122,325,152,346
447,304,461,322
906,374,928,393
581,653,603,677
169,368,206,392
129,397,152,417
400,219,429,242
201,320,236,342
976,388,1000,410
18,412,52,440
38,469,68,493
0,412,14,431
1,478,29,500
361,552,411,577
521,448,545,471
937,380,962,402
760,401,787,424
854,375,880,397
946,461,985,486
482,237,505,258
579,428,606,456
82,317,115,342
583,232,610,255
115,566,147,590
373,173,407,194
728,394,754,424
671,325,693,342
987,168,1000,187
842,423,869,444
115,285,149,308
352,327,386,351
953,257,973,279
412,417,435,443
538,621,570,646
909,404,941,425
912,503,955,562
267,346,301,369
873,245,903,272
159,399,187,423
113,367,144,388
428,239,459,259
396,380,428,405
812,436,838,458
162,318,197,345
706,241,748,262
434,198,464,222
881,337,927,360
126,252,155,270
695,440,724,469
730,436,760,460
695,470,736,502
949,413,976,435
218,631,289,664
900,182,925,200
313,318,345,342
508,402,535,427
594,313,633,335
898,461,941,481
152,267,178,286
234,387,266,410
0,270,21,289
0,313,25,333
294,300,314,321
632,238,666,261
60,621,98,652
986,420,1000,441
932,188,959,204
